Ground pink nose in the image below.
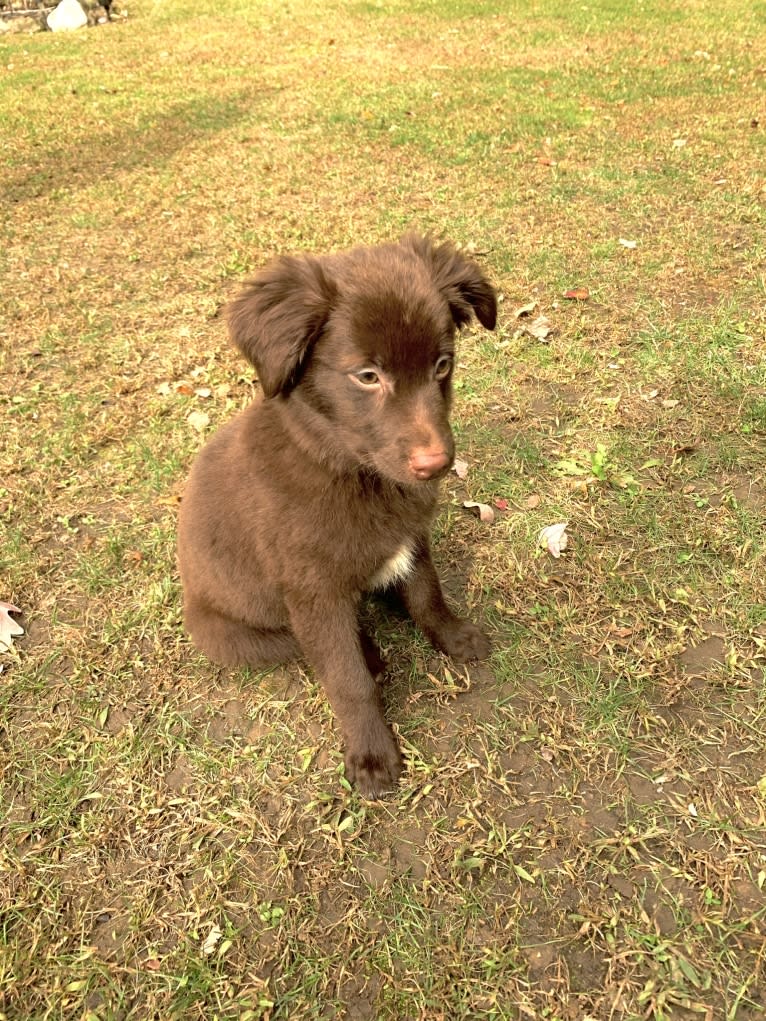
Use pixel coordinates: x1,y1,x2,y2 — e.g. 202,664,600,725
408,449,451,480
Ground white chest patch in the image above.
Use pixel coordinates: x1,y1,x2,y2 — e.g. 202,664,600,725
368,541,416,591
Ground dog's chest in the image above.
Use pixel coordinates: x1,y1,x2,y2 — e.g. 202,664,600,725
368,540,416,591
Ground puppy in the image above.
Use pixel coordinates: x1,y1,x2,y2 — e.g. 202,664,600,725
177,234,497,797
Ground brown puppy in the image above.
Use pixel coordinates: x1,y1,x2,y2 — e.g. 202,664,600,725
177,234,497,797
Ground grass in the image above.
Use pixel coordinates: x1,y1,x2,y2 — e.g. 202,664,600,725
2,0,766,1018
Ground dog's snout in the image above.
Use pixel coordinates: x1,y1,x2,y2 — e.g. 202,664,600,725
408,447,451,480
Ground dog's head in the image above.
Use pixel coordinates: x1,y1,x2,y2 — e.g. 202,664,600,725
227,235,497,486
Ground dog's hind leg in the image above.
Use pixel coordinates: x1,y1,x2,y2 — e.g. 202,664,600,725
184,599,301,668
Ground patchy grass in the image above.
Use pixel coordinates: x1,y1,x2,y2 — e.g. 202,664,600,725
2,0,765,1018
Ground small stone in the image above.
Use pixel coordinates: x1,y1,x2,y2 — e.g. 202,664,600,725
47,0,88,32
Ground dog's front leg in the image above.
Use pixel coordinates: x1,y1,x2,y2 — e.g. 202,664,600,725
401,542,491,662
284,591,402,798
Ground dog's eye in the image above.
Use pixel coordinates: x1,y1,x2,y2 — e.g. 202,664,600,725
352,369,381,387
434,355,453,380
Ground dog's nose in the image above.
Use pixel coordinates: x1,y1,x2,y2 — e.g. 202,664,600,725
409,448,451,480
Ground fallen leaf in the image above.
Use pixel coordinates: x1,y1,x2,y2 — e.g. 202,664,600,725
672,137,687,148
618,238,638,249
662,399,680,409
202,924,223,956
525,494,541,509
187,410,210,433
463,501,495,524
569,479,590,497
194,387,212,399
155,381,172,396
493,498,509,511
524,315,553,341
563,286,590,300
175,383,195,396
514,300,537,319
452,458,469,480
0,602,24,653
538,522,569,558
674,441,699,455
614,627,634,640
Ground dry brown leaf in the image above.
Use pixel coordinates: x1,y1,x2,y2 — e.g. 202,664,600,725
0,602,24,652
524,315,553,341
452,458,469,480
463,501,495,524
187,410,210,433
538,522,569,558
569,479,590,498
202,924,223,956
514,300,537,319
563,287,590,300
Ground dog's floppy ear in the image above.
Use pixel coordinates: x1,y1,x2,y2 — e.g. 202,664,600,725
404,234,497,331
226,255,337,397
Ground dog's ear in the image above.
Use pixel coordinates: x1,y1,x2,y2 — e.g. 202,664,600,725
404,234,497,331
226,256,337,397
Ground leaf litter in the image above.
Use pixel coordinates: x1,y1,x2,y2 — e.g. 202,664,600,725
0,602,24,653
538,522,570,558
462,501,496,523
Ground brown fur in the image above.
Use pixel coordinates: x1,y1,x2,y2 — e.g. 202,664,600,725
177,234,497,797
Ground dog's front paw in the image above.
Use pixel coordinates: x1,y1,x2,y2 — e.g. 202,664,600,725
436,619,491,663
344,723,403,799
